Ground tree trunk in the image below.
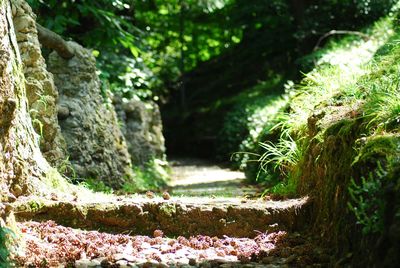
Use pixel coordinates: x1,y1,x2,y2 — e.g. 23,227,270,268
290,0,306,26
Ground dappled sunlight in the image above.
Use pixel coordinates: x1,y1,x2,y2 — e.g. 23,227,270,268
170,166,245,186
168,158,255,198
2,0,400,266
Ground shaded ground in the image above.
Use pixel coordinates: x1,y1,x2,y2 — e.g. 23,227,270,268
11,158,325,267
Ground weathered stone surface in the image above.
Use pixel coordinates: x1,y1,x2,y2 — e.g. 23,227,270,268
47,42,134,187
14,196,309,238
114,96,166,166
11,0,67,168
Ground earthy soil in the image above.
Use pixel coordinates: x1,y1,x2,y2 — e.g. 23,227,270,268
11,158,326,267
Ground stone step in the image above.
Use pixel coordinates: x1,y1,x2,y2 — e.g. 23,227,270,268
13,195,309,237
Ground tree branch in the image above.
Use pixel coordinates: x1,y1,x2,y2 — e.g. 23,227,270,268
36,23,74,59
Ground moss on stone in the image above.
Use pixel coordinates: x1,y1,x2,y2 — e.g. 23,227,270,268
353,134,400,166
24,199,45,213
43,168,71,193
159,203,177,217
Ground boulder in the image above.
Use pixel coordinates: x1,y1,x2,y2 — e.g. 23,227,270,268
114,97,166,166
12,0,68,168
47,42,134,187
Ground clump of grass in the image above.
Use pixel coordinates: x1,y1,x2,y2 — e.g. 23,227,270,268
258,128,300,176
80,178,114,194
80,158,170,194
287,17,395,136
363,68,400,132
252,16,396,197
256,125,302,195
123,158,170,193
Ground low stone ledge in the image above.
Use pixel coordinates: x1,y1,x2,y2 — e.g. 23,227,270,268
13,196,309,238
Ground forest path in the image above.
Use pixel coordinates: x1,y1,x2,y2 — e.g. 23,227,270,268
13,159,327,267
168,158,259,198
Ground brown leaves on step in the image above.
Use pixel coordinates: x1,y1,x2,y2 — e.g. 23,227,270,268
15,220,288,267
153,229,164,238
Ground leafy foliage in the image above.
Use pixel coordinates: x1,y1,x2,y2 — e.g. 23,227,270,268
28,0,396,103
125,158,170,192
216,78,286,166
0,226,12,267
240,9,400,250
348,166,387,234
80,158,169,193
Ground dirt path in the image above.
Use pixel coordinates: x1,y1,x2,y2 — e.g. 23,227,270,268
11,158,327,267
168,158,259,198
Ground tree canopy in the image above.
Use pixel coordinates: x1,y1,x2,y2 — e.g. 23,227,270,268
27,0,396,101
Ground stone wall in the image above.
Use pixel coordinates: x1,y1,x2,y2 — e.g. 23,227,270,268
47,42,134,187
11,0,167,188
114,97,166,166
11,0,67,168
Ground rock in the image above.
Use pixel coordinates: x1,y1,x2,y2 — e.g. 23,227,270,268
11,185,23,197
162,192,171,200
113,253,135,262
114,97,166,166
178,265,193,268
188,258,196,266
92,257,107,265
146,191,155,199
7,193,17,202
261,256,275,264
140,261,159,268
220,264,234,268
12,0,68,168
57,105,70,119
115,260,129,267
75,259,94,268
89,258,102,266
47,42,135,188
263,265,282,268
284,254,296,264
100,259,111,267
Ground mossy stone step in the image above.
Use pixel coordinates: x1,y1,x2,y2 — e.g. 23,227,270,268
13,196,309,237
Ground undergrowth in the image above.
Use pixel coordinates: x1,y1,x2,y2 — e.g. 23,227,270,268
216,76,287,168
81,158,170,193
124,158,170,193
348,164,388,235
0,226,13,267
247,15,396,198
